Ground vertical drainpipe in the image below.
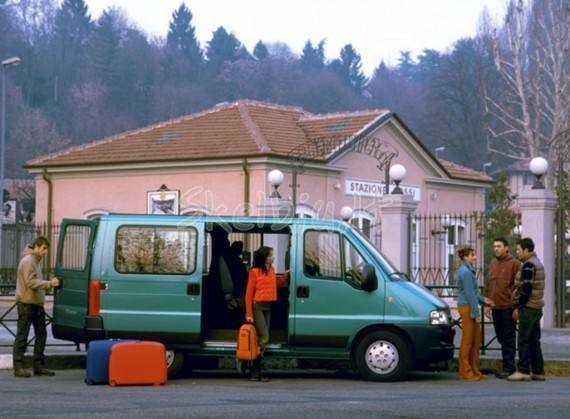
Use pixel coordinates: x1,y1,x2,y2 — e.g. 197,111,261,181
242,159,250,251
42,169,53,273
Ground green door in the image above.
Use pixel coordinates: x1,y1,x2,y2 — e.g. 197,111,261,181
293,226,384,349
100,222,203,343
53,219,98,341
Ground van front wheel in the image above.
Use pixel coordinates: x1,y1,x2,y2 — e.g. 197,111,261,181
166,350,184,378
354,330,410,382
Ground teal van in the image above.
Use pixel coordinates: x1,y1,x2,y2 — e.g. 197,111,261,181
52,214,454,381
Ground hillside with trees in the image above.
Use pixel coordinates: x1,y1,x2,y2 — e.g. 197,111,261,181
0,0,567,178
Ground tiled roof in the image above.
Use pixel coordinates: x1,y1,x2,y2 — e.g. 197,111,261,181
26,99,491,183
438,159,493,182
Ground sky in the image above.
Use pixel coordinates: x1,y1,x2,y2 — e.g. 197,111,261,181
85,0,508,76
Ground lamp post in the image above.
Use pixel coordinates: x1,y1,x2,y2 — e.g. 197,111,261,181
0,56,22,267
483,162,492,175
389,164,407,194
529,157,548,189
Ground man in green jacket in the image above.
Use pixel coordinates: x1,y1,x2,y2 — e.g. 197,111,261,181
13,237,60,378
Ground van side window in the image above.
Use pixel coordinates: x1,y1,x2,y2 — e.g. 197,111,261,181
115,226,197,275
60,225,91,271
303,230,342,279
343,238,367,288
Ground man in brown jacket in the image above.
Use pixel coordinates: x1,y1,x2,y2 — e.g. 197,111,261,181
13,237,60,378
508,237,546,382
486,238,521,379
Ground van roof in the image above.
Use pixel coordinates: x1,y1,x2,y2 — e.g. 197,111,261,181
97,213,350,228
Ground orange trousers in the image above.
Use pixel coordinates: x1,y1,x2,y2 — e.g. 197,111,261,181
458,305,482,380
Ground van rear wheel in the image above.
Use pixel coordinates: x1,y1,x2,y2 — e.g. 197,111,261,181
354,330,410,382
166,350,185,378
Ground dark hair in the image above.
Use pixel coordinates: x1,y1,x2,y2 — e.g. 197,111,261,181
457,246,474,261
517,237,535,252
252,246,273,274
493,237,509,247
31,236,50,249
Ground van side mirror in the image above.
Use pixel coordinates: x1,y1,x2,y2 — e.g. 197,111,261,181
361,264,378,292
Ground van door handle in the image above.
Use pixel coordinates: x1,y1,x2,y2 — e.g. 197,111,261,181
297,286,310,299
187,283,200,296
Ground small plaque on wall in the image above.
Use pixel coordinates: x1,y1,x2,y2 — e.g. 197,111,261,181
147,188,179,215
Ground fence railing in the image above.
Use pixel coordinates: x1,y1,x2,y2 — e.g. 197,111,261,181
408,212,487,288
0,223,61,295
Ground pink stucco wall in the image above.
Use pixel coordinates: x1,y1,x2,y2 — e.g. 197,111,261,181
33,120,488,231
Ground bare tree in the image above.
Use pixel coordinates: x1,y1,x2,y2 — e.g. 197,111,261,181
484,0,569,161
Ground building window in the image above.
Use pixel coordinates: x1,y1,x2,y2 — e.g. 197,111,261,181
296,205,316,219
349,210,374,239
115,226,197,275
180,205,210,216
83,209,109,220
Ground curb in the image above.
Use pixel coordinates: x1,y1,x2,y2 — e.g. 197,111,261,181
2,354,570,376
0,354,85,371
450,358,570,377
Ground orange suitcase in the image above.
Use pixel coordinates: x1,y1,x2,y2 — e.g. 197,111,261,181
108,341,167,387
236,323,260,361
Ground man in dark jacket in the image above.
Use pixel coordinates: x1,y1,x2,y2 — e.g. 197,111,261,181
486,238,521,379
508,237,545,382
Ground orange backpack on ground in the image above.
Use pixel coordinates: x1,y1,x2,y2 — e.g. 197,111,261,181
236,323,260,361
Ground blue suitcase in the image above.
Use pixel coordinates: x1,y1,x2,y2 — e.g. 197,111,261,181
85,339,134,385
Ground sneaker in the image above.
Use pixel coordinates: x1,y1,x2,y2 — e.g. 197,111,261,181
531,374,546,381
13,368,32,378
34,368,55,376
496,371,515,379
507,371,531,382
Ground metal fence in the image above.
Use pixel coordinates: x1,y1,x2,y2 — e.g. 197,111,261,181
0,223,61,295
408,213,488,290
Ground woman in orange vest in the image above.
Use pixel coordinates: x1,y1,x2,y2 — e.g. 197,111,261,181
245,246,289,381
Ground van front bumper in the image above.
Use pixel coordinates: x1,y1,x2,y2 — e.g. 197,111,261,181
400,324,455,364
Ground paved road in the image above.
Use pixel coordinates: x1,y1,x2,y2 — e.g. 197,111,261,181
1,370,569,418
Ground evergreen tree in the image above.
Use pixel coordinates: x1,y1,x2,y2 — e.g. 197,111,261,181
300,39,325,70
90,9,122,89
206,26,241,74
53,0,93,98
166,3,203,64
330,44,367,93
253,40,269,60
397,50,415,79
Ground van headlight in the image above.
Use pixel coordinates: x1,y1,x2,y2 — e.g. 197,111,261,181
430,310,450,325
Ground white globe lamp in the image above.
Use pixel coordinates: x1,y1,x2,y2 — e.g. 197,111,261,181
268,169,284,198
340,206,353,221
389,164,407,194
529,157,548,189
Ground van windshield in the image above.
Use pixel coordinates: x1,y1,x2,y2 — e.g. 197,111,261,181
348,224,409,282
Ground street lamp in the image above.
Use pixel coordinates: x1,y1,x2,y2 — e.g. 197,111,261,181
268,169,284,198
483,162,492,175
529,157,548,189
0,56,22,267
389,164,407,194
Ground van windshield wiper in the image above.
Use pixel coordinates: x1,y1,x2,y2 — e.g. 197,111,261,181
388,271,410,282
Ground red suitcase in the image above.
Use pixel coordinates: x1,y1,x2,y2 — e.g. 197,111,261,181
108,341,167,387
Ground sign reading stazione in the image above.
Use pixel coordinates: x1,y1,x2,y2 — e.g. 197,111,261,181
344,178,421,200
